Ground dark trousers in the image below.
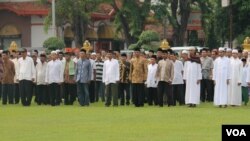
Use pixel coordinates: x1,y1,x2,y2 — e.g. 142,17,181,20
173,84,185,105
77,82,90,106
60,83,64,102
242,86,249,105
2,84,14,104
105,83,118,106
14,83,20,104
64,83,76,105
19,80,33,106
89,81,96,103
33,84,36,102
132,83,144,107
96,81,105,102
143,86,147,103
200,79,214,102
119,83,130,105
48,83,60,106
36,85,49,105
158,81,174,106
147,87,158,106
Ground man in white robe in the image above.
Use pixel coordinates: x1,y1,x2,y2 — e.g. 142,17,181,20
213,47,231,108
183,51,202,107
228,49,243,106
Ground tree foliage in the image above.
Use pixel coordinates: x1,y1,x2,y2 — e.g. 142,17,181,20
215,0,250,45
129,30,160,51
43,37,65,51
40,0,99,47
102,0,151,46
188,30,199,46
152,0,214,46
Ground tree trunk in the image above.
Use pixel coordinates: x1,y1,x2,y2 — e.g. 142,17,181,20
171,0,191,46
112,0,134,46
73,15,80,48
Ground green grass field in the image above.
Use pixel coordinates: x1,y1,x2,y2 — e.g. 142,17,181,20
0,102,250,141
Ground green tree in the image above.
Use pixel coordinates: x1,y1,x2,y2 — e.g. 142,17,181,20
40,0,98,47
102,0,151,46
205,17,220,49
43,37,65,52
215,0,250,45
188,30,199,46
129,30,160,51
152,0,213,46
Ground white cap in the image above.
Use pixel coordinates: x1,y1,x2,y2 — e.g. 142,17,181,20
91,52,96,55
182,50,189,54
189,47,195,50
51,51,57,54
27,52,31,56
0,50,3,53
232,49,238,53
56,49,60,54
218,47,225,51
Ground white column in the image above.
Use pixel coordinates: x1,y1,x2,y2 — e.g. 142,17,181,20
109,41,112,50
52,0,56,36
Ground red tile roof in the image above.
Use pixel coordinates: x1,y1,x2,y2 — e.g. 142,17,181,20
91,3,115,21
0,1,117,21
0,2,49,16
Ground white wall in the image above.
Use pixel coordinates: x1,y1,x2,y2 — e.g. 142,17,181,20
31,16,54,48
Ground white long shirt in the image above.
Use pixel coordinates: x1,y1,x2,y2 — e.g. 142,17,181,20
59,58,66,82
172,60,184,85
242,64,250,87
90,59,96,80
11,58,19,83
146,63,158,88
45,60,63,84
36,61,47,85
213,56,231,106
183,61,202,105
17,56,36,81
102,59,119,85
228,57,243,106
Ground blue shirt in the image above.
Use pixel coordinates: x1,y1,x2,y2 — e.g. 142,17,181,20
75,59,92,83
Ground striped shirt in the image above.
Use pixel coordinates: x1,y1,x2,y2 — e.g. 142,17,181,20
95,59,104,81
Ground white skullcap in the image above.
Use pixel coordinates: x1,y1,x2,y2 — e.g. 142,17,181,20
0,50,3,53
218,47,225,51
226,48,232,52
182,50,189,54
232,49,238,53
189,47,195,50
27,52,31,56
55,49,60,54
91,52,96,55
51,51,57,54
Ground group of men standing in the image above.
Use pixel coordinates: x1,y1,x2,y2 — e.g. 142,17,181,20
0,46,249,108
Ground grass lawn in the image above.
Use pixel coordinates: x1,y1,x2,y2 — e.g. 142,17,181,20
0,102,250,141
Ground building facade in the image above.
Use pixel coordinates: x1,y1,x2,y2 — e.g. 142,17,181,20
0,0,53,50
